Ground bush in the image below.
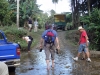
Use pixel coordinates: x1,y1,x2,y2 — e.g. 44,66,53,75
0,25,43,51
80,8,100,51
0,26,27,50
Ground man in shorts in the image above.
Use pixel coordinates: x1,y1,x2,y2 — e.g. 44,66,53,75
40,25,60,70
28,17,33,32
73,26,91,62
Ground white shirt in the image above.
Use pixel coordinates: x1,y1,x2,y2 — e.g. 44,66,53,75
24,36,31,41
34,21,38,26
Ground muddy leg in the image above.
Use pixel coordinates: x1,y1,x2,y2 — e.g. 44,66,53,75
46,60,50,70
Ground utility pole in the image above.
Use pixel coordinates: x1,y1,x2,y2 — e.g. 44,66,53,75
17,0,19,29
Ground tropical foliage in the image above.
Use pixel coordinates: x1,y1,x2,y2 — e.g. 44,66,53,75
87,8,100,50
0,0,11,26
0,0,49,27
71,0,100,50
71,0,100,28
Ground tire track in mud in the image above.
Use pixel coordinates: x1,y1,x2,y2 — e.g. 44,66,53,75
57,31,100,75
56,31,74,75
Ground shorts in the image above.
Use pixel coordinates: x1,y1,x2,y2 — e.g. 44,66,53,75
78,43,88,53
28,24,32,28
44,44,56,60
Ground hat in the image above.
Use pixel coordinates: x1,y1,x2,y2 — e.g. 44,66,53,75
78,26,84,30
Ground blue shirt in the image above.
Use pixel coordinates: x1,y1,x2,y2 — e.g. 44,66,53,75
42,29,57,39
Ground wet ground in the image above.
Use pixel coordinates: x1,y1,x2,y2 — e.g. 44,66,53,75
9,31,100,75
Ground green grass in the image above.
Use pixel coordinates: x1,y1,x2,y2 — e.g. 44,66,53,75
0,25,44,51
66,30,79,46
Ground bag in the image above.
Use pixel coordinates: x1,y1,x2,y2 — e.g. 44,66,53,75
28,36,33,41
44,30,55,44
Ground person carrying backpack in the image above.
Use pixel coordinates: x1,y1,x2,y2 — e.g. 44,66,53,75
39,25,60,70
22,36,33,52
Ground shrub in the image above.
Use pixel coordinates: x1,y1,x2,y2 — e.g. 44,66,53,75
80,8,100,50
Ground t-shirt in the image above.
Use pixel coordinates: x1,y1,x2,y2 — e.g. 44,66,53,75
24,36,31,41
28,19,32,24
34,21,38,26
79,30,87,44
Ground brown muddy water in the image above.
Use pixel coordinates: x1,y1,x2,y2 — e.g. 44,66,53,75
9,31,100,75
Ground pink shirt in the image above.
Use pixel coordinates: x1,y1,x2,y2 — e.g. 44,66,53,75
79,30,87,44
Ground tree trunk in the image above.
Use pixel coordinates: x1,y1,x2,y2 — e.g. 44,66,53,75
87,0,90,16
71,0,74,27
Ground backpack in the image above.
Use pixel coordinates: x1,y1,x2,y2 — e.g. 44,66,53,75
44,30,55,44
28,36,33,41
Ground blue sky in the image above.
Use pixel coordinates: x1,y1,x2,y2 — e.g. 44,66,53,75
37,0,71,14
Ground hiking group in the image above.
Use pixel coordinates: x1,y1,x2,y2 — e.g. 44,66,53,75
22,23,91,70
39,25,91,70
27,17,38,32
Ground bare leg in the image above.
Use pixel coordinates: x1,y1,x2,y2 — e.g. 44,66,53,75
85,48,91,62
46,60,50,70
85,52,90,58
85,48,90,58
82,51,85,59
52,60,55,68
77,52,81,57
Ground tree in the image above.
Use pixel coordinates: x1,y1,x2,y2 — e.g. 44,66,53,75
71,0,80,28
37,12,48,28
0,0,12,26
18,0,40,27
50,9,56,16
52,0,59,12
70,0,100,50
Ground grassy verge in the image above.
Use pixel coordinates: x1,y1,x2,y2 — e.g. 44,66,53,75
0,25,44,51
65,30,79,46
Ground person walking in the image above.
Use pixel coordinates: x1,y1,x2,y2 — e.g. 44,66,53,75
28,17,33,32
45,21,49,30
73,26,91,62
40,25,60,70
0,62,9,75
22,36,33,52
34,19,38,32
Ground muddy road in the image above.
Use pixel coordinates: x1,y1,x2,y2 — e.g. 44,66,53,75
9,31,100,75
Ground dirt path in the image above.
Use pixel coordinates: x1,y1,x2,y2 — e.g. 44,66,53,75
58,31,100,75
10,30,100,75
